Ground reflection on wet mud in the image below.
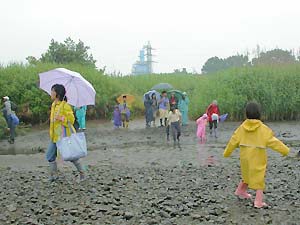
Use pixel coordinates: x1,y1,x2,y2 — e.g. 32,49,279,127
197,141,218,166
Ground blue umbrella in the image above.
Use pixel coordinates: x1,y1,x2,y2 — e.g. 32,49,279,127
220,114,228,122
143,90,161,101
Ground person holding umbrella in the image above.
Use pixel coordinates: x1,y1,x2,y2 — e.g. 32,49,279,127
158,91,169,127
151,93,159,127
39,68,95,181
144,94,153,127
46,84,85,182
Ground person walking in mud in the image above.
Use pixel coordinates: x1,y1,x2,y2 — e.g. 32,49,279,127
196,113,208,143
206,100,220,138
158,91,169,127
144,94,153,128
224,102,289,208
2,96,16,144
119,95,130,128
113,105,122,128
178,92,190,126
74,105,87,131
166,106,182,143
151,93,159,127
46,84,85,182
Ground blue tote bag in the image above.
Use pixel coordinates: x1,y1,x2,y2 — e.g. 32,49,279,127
56,123,87,161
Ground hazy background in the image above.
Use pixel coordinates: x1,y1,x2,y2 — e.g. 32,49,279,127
1,0,300,74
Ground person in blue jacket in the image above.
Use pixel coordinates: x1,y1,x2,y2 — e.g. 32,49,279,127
178,92,190,126
74,106,87,131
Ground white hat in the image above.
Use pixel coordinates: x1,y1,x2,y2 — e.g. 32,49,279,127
183,92,187,95
3,96,9,100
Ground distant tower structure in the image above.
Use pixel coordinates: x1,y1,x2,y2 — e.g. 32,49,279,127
132,41,156,75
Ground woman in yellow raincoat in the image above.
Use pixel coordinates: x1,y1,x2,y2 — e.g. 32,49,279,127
223,102,289,208
46,84,85,182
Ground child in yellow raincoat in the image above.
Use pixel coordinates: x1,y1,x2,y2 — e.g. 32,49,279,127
223,102,289,208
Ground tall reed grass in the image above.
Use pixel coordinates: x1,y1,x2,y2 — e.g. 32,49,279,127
1,62,300,124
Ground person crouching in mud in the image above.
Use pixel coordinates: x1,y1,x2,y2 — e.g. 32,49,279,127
206,100,220,138
166,106,182,143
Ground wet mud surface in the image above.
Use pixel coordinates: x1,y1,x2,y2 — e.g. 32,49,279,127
0,120,299,224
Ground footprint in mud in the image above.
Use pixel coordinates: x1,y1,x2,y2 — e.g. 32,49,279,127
278,131,295,138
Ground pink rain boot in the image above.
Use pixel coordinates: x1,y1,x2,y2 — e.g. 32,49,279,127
234,181,252,199
254,190,268,208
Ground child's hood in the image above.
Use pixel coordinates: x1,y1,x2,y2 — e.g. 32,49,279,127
241,119,262,132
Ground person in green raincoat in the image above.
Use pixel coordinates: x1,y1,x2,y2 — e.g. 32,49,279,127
74,105,87,131
178,92,189,126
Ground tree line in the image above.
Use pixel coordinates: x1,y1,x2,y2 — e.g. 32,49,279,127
201,47,300,74
25,37,300,75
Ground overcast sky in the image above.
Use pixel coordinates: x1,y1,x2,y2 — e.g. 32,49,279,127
1,0,300,74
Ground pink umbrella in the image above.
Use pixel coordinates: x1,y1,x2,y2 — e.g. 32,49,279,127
39,68,96,107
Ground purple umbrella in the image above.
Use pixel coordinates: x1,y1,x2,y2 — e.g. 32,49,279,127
39,68,96,107
220,114,228,122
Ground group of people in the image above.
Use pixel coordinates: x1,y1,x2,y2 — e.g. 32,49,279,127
143,90,190,143
196,100,220,142
1,86,294,209
46,88,294,209
144,90,190,127
113,95,131,129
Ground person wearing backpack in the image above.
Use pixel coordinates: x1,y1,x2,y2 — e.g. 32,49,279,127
2,96,15,144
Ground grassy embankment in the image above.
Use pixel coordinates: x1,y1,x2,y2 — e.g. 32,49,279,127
1,62,300,134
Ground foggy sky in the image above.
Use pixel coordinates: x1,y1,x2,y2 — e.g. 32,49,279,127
1,0,300,74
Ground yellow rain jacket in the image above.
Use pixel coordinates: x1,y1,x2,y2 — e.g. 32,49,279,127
223,119,289,190
49,101,75,143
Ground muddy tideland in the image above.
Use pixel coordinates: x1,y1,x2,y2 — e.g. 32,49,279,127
0,120,299,225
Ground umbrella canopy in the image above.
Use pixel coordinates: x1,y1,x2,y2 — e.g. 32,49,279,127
167,90,184,101
117,94,135,105
143,90,161,101
220,113,228,122
151,83,173,90
39,68,96,107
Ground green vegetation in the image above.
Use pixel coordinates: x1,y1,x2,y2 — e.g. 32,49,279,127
1,62,300,130
202,48,299,74
26,37,98,68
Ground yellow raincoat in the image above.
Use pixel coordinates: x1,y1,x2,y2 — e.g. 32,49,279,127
49,101,75,143
223,119,289,190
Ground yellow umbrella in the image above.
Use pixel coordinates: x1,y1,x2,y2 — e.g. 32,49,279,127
117,94,135,105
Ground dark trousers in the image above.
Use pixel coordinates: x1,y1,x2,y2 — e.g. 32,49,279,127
209,120,218,131
7,115,15,141
166,121,181,141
